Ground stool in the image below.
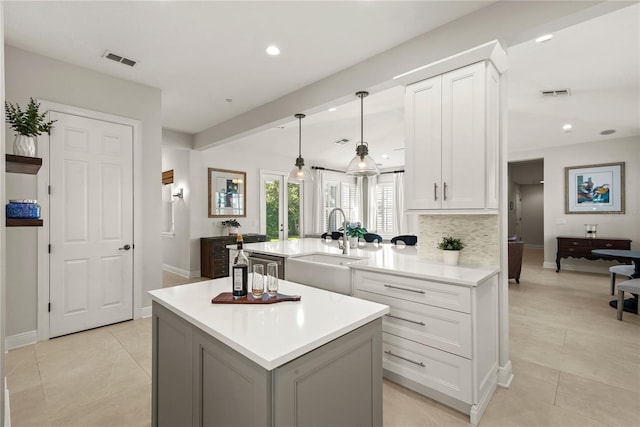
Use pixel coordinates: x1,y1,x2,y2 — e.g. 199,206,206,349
616,279,640,321
610,265,635,295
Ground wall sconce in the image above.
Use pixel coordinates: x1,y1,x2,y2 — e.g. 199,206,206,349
172,188,184,199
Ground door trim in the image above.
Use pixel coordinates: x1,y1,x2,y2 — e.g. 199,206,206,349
259,170,288,239
36,101,143,341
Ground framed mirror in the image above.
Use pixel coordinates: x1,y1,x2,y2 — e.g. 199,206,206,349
208,168,246,218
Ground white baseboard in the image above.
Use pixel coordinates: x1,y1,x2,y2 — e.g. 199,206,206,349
5,378,10,427
5,330,37,351
162,264,190,278
140,306,152,318
497,360,514,388
190,270,202,279
543,261,609,275
524,243,544,248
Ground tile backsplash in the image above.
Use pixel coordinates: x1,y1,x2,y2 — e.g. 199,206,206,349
418,214,500,266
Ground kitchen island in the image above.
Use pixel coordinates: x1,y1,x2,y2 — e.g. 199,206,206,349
149,277,389,427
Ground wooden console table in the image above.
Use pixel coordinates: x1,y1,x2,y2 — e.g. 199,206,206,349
200,234,266,278
556,236,632,272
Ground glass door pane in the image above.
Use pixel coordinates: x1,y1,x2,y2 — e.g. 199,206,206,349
287,182,301,240
264,177,282,241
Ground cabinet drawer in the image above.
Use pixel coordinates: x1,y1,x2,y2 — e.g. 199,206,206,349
559,247,592,257
594,240,631,250
354,271,470,313
382,333,472,404
557,239,589,248
355,289,471,358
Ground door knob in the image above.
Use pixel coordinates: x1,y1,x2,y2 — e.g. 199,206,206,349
118,244,131,251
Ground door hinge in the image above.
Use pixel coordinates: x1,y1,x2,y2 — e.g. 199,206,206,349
48,185,51,195
48,244,52,253
48,303,51,313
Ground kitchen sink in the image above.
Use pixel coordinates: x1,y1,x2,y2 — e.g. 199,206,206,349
286,253,367,295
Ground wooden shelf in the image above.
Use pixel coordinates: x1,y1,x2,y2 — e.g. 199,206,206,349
6,154,42,175
7,218,42,227
6,218,43,227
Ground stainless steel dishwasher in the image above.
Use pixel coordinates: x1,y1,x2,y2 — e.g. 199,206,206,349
247,253,285,279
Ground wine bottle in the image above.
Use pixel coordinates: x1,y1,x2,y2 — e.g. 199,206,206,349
232,234,248,299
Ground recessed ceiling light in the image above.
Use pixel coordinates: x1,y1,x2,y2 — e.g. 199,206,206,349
600,129,616,135
562,124,573,132
381,154,389,159
328,107,337,112
535,34,553,43
266,45,280,56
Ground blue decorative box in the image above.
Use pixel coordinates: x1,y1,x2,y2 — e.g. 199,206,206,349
6,199,40,219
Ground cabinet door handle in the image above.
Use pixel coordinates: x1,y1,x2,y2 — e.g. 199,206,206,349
434,183,438,201
384,284,425,294
443,182,448,201
605,243,613,248
385,313,425,326
384,350,425,367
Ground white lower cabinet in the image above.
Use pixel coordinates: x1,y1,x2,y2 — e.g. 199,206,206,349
354,269,498,425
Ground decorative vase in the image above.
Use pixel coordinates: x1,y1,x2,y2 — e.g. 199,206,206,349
442,250,460,266
13,135,36,157
349,236,358,249
228,226,238,236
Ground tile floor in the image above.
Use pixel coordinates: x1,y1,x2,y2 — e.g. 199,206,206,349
7,251,640,426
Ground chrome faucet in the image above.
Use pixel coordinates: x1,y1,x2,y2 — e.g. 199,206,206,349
328,207,350,255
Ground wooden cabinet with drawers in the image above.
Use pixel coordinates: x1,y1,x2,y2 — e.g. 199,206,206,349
556,236,632,272
353,269,498,425
200,234,266,279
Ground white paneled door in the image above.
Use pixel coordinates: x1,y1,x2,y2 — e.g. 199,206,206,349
49,112,133,337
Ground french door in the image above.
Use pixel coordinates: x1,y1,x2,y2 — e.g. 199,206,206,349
260,171,303,241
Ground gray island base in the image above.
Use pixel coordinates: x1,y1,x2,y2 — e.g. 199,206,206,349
152,303,382,426
149,277,389,427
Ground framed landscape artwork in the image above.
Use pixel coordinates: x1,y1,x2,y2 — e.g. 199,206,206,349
565,162,625,214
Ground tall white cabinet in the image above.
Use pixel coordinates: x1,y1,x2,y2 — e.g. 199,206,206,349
405,61,499,211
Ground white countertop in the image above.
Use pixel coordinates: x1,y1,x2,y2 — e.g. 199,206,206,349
236,239,499,286
149,277,389,370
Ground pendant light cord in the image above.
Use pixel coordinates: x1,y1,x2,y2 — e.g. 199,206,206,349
298,115,302,157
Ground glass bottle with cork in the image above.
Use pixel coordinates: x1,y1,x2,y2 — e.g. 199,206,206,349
232,234,248,299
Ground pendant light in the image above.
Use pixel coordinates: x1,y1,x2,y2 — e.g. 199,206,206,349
288,113,314,183
346,91,380,177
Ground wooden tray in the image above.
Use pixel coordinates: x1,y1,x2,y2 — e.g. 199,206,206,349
211,292,301,304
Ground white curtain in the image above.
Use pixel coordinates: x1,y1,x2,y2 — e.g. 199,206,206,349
366,175,377,232
393,172,405,235
312,169,325,234
355,176,364,225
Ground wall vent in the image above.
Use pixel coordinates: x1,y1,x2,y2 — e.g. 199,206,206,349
103,50,137,67
335,138,350,145
540,89,571,97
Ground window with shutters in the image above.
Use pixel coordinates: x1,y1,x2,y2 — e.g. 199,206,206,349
324,181,338,231
341,183,357,225
376,183,394,235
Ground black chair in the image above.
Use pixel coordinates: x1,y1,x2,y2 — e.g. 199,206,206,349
363,233,383,243
391,235,417,246
321,232,343,240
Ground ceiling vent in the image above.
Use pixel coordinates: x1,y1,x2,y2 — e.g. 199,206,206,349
540,89,571,97
335,138,350,145
103,50,137,67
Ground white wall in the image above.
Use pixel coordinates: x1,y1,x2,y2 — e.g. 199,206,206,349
510,135,640,272
187,137,313,274
162,132,193,277
1,4,7,423
4,45,163,336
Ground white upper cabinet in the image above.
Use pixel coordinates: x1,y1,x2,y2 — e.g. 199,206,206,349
405,61,500,211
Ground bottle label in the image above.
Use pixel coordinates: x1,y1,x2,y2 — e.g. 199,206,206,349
233,268,243,291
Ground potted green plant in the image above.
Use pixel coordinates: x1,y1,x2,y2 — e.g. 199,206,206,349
5,98,57,157
437,236,465,265
346,224,367,249
221,219,241,235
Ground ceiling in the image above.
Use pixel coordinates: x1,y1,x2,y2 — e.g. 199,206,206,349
4,2,639,172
